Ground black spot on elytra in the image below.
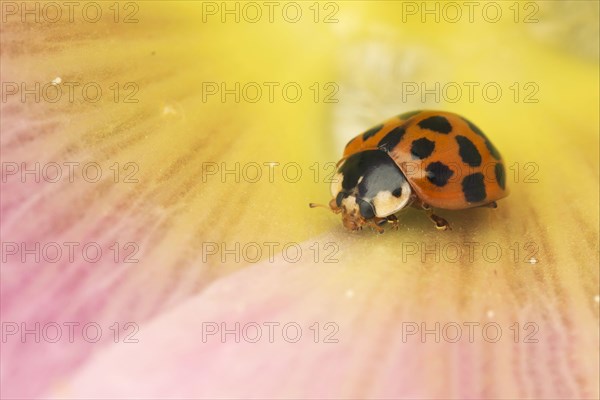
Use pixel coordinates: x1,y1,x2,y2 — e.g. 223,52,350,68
484,139,501,160
455,135,482,167
398,110,422,120
392,187,402,197
357,198,375,219
410,137,435,159
462,173,487,202
495,163,506,190
426,161,454,187
418,116,452,134
462,117,501,160
378,126,406,152
362,123,383,141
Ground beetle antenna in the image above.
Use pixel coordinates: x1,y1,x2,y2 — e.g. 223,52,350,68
309,201,341,214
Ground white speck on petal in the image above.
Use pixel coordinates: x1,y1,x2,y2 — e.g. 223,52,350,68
486,309,495,319
162,105,177,115
345,289,354,299
51,77,62,85
528,257,538,265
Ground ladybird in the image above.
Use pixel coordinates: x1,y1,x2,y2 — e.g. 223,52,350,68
310,110,508,233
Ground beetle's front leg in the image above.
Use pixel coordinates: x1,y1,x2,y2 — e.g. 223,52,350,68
386,214,399,230
366,219,385,234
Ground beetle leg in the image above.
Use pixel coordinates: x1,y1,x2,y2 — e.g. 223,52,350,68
386,214,399,230
411,201,451,230
424,209,451,230
366,219,385,234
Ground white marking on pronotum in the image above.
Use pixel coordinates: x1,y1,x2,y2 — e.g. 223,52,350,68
330,172,344,198
372,180,412,218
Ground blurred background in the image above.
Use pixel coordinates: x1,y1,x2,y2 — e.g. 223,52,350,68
1,1,599,399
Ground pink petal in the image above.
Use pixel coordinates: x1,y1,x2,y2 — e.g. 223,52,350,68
53,235,599,399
